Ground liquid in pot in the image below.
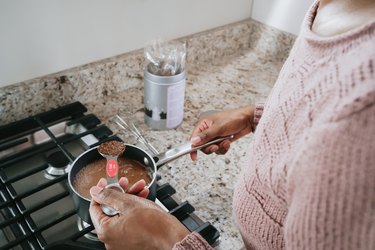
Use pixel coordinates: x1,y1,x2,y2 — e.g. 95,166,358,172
73,156,152,199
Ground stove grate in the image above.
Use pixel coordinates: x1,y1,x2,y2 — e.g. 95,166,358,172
0,102,220,250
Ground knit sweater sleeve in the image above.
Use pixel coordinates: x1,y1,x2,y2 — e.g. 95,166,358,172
284,102,375,249
172,232,213,250
252,103,265,132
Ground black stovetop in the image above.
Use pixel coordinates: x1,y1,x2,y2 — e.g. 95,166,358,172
0,102,219,250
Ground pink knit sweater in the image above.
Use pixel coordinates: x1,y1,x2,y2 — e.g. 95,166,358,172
174,1,375,249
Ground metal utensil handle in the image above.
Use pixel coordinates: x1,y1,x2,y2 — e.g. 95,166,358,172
100,183,124,216
155,135,234,168
99,152,124,216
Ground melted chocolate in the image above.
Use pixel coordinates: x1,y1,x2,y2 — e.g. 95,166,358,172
73,156,152,199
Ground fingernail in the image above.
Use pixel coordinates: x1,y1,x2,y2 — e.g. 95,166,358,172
119,176,129,187
98,178,106,188
210,145,219,153
222,141,230,150
90,186,102,197
135,179,145,187
191,136,201,145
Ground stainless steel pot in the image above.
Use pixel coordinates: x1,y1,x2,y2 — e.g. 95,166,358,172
68,136,232,223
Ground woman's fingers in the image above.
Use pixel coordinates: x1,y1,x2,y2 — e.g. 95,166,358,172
127,179,147,194
118,177,129,190
137,188,150,198
189,107,255,161
89,186,115,234
97,178,107,188
200,140,231,155
215,140,230,155
90,185,123,208
191,119,211,141
190,119,219,159
190,151,198,161
128,180,150,198
95,177,147,199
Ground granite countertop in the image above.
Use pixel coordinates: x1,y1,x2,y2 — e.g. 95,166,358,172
0,18,295,249
84,41,288,250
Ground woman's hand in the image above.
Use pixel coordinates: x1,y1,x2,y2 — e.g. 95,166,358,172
89,177,189,250
190,106,255,161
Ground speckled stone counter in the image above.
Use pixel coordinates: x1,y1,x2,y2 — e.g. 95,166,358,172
0,18,295,249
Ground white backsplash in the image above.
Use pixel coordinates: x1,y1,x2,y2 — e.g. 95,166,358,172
0,0,252,87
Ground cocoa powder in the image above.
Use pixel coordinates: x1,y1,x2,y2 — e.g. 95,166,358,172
98,140,125,156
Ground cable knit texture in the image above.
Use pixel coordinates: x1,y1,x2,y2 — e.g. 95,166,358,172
174,1,375,249
233,1,375,249
252,103,265,132
173,232,213,250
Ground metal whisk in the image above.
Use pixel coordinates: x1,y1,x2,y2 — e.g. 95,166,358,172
114,114,159,155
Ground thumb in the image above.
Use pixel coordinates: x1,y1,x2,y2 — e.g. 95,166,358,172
90,185,124,210
191,126,221,146
89,186,122,232
90,186,159,212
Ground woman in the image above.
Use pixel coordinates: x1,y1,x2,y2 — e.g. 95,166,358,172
89,0,375,249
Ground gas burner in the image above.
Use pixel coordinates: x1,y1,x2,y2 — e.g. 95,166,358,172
77,217,100,242
0,102,220,249
44,151,70,179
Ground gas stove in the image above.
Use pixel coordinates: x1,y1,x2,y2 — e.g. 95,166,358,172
0,102,220,250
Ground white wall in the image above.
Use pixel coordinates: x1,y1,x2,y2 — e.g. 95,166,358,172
251,0,315,35
0,0,252,87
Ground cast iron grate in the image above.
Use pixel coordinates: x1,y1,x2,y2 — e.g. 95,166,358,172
0,102,219,250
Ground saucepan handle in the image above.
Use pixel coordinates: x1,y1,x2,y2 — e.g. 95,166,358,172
154,135,234,168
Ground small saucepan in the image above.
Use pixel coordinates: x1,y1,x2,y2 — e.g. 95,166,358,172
68,136,233,223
